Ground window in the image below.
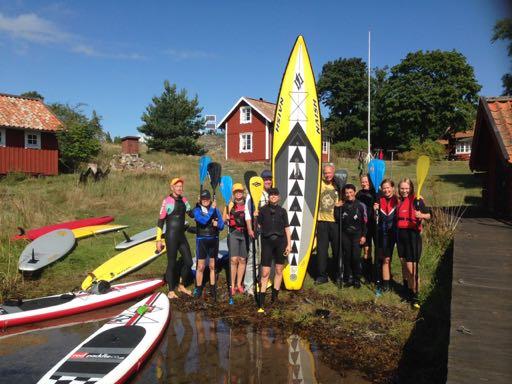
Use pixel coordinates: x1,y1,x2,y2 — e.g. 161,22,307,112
25,131,41,149
0,128,5,147
455,142,471,154
239,132,253,153
240,106,251,124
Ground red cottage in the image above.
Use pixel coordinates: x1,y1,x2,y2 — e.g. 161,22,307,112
0,93,63,176
218,97,330,162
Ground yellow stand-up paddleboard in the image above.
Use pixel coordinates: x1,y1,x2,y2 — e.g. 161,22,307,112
273,36,322,290
72,224,128,240
81,240,165,290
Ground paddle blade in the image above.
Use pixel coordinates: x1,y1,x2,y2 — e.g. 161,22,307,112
207,162,222,192
416,155,430,199
249,176,264,213
220,175,233,205
368,159,386,192
334,169,348,190
243,170,258,191
199,156,212,186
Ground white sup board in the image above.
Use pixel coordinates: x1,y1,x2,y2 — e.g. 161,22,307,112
18,229,76,272
0,279,164,329
38,292,170,384
114,225,168,251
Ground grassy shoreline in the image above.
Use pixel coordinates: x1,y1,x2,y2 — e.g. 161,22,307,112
1,145,469,382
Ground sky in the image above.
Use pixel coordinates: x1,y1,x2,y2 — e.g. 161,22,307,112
0,0,510,137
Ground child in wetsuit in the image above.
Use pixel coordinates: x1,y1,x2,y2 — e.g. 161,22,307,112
257,188,291,312
192,189,224,301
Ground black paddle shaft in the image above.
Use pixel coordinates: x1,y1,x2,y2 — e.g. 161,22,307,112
334,171,348,284
207,162,222,199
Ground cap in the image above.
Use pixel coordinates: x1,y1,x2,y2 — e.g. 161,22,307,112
261,169,272,179
232,183,244,192
268,187,280,196
200,190,211,199
170,177,184,186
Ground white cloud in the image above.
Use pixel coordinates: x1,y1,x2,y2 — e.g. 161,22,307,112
165,49,216,61
0,12,144,60
0,12,71,43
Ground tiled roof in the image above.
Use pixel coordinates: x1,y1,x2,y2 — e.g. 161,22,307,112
245,97,276,122
0,93,63,131
453,129,474,139
486,97,512,163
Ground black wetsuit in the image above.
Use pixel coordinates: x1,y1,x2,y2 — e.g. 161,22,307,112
258,203,289,267
158,194,193,290
341,199,367,282
356,188,376,247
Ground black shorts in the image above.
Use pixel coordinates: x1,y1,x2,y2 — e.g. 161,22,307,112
378,229,396,259
196,237,219,260
261,235,286,267
396,229,422,262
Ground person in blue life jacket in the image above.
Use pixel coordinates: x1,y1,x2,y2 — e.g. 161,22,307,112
192,189,225,301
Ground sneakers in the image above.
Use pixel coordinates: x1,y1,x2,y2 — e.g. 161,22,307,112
193,287,202,298
237,286,244,294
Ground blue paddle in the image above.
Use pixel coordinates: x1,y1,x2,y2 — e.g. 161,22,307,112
199,156,212,193
220,175,234,305
368,159,386,296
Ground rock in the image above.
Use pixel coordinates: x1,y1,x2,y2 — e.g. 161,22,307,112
110,154,163,171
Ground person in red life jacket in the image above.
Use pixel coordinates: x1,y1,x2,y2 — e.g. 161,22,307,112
340,184,368,288
396,178,431,306
156,178,194,300
222,183,249,295
192,189,225,301
356,175,376,282
257,188,291,310
373,179,399,292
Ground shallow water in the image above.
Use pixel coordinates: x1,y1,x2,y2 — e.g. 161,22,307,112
0,306,369,383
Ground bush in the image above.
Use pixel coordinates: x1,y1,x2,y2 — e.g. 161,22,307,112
332,137,368,158
398,139,446,161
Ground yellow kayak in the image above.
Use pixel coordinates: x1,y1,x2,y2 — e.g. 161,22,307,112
81,240,165,290
72,224,128,240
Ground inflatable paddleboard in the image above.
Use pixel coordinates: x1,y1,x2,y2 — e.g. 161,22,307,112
272,36,322,290
13,216,114,241
72,224,128,240
81,241,165,290
288,334,318,384
0,279,163,329
114,224,169,250
18,229,76,272
37,292,169,384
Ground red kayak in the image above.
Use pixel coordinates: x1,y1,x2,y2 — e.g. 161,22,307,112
13,216,114,240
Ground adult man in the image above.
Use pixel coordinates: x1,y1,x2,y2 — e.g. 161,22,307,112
316,164,342,284
244,169,272,295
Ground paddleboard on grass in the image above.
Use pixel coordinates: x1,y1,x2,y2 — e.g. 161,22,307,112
72,224,128,240
0,279,163,329
13,216,114,241
18,229,76,272
272,36,322,290
81,241,165,290
114,223,174,250
37,292,169,384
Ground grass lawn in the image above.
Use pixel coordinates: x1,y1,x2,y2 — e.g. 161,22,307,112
0,142,471,381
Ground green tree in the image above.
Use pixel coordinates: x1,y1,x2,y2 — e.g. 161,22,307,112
20,91,44,100
317,58,368,142
50,103,103,172
105,132,113,143
377,50,481,150
491,18,512,96
138,80,205,154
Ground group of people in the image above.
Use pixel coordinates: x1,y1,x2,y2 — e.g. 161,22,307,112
317,164,430,305
156,163,430,308
155,170,290,310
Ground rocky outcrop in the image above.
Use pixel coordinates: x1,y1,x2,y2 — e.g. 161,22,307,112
110,154,163,171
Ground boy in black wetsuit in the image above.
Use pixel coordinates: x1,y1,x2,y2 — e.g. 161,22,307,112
257,188,291,312
192,189,225,301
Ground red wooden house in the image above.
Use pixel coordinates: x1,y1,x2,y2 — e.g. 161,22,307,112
218,97,330,162
0,93,63,176
470,96,512,218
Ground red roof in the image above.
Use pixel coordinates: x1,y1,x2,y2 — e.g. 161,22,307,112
244,97,276,122
0,93,63,132
453,129,474,139
486,97,512,163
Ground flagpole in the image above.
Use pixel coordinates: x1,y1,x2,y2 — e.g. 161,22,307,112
367,30,371,161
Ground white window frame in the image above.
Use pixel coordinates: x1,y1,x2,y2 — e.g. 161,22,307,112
240,106,252,124
455,142,471,154
239,132,253,153
0,128,5,147
25,131,41,149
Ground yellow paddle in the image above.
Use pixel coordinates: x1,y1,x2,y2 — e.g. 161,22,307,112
416,155,430,200
249,176,265,312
